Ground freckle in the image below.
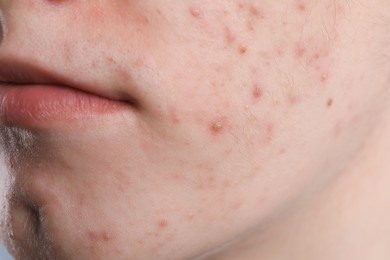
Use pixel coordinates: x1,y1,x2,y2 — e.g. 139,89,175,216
239,45,247,54
158,219,169,229
189,6,203,19
327,98,333,107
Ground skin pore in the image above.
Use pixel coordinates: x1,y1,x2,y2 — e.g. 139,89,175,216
0,1,389,259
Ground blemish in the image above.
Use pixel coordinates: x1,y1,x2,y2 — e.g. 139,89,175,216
158,219,169,229
250,5,264,19
239,45,247,54
327,98,333,107
87,230,114,242
211,121,224,133
288,94,301,106
102,232,113,241
320,73,329,83
209,116,228,135
189,6,203,19
252,84,263,100
297,3,306,12
224,26,236,44
295,42,307,58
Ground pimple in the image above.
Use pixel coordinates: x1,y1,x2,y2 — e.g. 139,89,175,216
252,84,263,100
208,116,228,135
87,230,114,242
106,56,115,64
211,120,224,134
295,42,307,58
158,219,169,229
250,5,264,19
224,26,236,44
189,6,204,19
288,93,301,106
239,45,248,54
102,232,113,241
320,73,329,83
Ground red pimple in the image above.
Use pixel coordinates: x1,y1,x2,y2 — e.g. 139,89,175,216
252,84,263,100
158,219,169,229
102,232,113,241
295,42,307,58
189,6,203,19
224,26,236,44
321,73,329,83
239,45,247,54
250,5,264,19
288,94,301,106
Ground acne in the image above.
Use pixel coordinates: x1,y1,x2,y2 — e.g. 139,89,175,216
320,73,329,83
158,219,169,229
239,45,248,54
295,42,307,58
189,6,204,19
87,230,114,242
224,26,236,45
252,84,263,103
209,117,227,135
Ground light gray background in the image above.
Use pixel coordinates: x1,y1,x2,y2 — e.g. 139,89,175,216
0,243,13,259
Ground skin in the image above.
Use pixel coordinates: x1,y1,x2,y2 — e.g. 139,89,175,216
0,0,389,259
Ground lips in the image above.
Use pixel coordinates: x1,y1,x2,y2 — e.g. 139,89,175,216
0,60,136,128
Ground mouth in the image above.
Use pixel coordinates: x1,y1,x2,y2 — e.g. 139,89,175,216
0,60,138,128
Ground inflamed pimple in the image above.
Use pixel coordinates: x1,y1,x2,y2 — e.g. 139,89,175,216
212,121,223,132
189,6,203,19
209,117,226,135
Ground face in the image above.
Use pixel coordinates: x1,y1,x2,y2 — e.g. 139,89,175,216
0,1,387,259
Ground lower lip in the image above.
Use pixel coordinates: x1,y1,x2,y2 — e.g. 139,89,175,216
0,85,128,127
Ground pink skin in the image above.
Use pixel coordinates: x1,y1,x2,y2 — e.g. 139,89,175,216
0,1,389,259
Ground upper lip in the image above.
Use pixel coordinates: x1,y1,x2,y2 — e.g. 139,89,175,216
0,58,139,107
